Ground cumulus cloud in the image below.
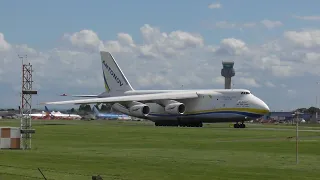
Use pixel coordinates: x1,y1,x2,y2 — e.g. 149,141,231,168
215,38,248,55
0,33,11,51
284,30,320,48
2,24,320,109
64,30,104,51
117,33,134,46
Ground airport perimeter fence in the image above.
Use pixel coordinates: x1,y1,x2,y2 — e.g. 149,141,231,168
0,164,109,180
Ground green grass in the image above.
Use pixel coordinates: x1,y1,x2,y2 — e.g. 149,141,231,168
0,120,320,180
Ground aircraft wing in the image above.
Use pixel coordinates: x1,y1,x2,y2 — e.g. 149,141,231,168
42,92,199,105
59,94,99,98
71,95,99,98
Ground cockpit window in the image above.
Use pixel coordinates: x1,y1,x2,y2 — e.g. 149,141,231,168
241,92,250,95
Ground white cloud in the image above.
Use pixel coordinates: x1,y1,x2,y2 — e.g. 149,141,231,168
0,33,11,51
64,30,104,51
215,38,248,55
293,15,320,21
303,52,320,64
284,30,320,48
117,33,135,46
260,19,283,29
135,24,204,59
208,3,222,9
2,24,320,110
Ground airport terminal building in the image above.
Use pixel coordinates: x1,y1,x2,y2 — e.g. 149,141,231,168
262,111,313,123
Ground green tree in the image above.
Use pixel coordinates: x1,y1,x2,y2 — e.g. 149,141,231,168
84,105,91,112
78,104,85,111
307,107,320,114
100,104,108,112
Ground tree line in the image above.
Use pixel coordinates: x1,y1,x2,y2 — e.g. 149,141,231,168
77,103,113,112
0,103,114,113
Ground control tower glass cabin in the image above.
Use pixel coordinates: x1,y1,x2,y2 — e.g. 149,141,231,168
221,61,235,89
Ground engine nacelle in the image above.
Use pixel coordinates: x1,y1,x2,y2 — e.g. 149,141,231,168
165,102,185,115
129,104,150,117
112,102,150,117
157,100,186,115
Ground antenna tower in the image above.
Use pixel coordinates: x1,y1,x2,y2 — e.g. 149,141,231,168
19,55,37,150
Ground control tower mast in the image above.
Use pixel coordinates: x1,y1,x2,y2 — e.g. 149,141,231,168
221,61,235,89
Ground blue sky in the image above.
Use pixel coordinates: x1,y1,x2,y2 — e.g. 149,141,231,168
1,0,320,111
1,0,319,47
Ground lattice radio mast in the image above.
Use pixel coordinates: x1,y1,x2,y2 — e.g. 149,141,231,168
19,55,37,150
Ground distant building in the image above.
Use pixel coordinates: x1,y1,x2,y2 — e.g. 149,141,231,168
263,111,312,122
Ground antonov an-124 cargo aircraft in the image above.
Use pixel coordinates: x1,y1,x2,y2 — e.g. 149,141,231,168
42,51,270,128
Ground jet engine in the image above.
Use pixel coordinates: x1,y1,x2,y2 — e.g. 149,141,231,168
128,103,150,117
112,101,150,117
157,100,186,115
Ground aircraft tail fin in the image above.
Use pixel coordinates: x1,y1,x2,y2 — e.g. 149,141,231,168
92,105,100,116
100,51,134,95
44,106,51,116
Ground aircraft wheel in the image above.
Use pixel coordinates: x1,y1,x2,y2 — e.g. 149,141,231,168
234,124,240,128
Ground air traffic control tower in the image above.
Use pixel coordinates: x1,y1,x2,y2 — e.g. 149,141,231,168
221,61,235,89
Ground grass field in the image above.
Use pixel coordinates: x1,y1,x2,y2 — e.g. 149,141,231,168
0,119,320,180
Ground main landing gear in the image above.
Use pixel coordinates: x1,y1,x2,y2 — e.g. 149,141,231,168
233,121,246,128
155,121,203,127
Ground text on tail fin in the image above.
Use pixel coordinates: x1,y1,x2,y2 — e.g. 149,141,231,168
100,51,134,94
102,71,111,92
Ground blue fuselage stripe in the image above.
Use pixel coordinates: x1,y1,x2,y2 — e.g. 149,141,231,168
149,111,263,118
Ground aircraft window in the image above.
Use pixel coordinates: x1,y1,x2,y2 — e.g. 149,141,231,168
241,92,250,94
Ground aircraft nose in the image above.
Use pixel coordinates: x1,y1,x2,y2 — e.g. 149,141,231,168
259,101,270,114
251,95,270,114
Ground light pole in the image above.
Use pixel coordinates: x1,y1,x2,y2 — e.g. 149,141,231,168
316,82,320,119
292,111,303,165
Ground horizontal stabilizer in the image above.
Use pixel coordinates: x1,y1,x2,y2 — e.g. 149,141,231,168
41,92,199,105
